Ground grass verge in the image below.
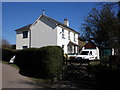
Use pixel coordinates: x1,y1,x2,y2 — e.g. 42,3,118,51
2,61,19,69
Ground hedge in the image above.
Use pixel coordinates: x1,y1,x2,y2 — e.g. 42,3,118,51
14,46,64,79
109,55,120,68
2,48,15,62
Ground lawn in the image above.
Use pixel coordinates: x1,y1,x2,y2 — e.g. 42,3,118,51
2,61,19,69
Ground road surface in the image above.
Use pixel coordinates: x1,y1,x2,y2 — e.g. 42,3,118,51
2,63,41,88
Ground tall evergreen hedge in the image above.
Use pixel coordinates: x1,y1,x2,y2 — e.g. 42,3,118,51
2,48,15,62
14,46,64,79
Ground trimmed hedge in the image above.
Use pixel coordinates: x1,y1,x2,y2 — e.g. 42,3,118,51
14,46,64,79
2,48,15,62
109,55,120,68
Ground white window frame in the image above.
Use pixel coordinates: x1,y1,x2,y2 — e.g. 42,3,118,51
68,31,70,40
62,28,65,39
23,31,28,38
67,45,72,54
74,33,76,42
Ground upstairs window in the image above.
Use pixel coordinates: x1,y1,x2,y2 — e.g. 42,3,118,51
74,33,76,42
62,45,64,51
62,29,65,39
68,31,70,40
23,31,28,38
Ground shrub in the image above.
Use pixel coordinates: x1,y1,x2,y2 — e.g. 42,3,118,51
93,64,120,89
109,55,120,68
14,46,64,79
2,48,15,62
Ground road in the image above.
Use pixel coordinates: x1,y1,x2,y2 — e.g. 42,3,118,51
2,63,41,88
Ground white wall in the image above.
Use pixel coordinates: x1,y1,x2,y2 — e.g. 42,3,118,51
16,30,29,49
57,26,78,54
16,16,79,52
30,17,57,48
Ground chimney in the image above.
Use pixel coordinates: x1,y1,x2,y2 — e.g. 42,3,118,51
64,18,69,26
42,10,45,15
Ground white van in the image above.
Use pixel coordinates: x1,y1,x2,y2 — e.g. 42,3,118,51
75,49,100,60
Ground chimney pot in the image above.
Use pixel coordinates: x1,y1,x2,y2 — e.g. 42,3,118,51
42,10,45,15
64,18,68,21
64,18,69,26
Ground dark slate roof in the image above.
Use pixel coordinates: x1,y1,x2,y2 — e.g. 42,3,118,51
15,24,32,31
68,41,78,46
42,15,79,34
15,15,79,34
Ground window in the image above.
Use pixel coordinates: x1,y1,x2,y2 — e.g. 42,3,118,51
80,51,89,55
62,45,64,51
22,46,28,49
23,31,28,38
67,45,72,53
74,33,76,42
68,31,70,40
90,51,92,55
62,45,64,49
74,45,76,53
62,29,65,39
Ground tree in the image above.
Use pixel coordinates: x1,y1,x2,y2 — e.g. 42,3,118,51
81,3,119,50
117,1,120,54
117,1,120,21
2,39,11,49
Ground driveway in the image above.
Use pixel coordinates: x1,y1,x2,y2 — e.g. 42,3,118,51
2,63,41,88
2,63,98,90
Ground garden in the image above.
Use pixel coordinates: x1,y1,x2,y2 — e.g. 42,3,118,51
2,46,120,89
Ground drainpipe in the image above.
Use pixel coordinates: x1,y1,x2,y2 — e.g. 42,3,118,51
29,29,31,48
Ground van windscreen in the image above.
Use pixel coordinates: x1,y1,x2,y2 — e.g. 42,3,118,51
80,51,89,55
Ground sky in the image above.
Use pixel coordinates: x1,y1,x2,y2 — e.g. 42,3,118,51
2,2,102,44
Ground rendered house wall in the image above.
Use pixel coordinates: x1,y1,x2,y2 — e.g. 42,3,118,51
16,30,29,49
56,26,78,54
30,17,57,48
16,15,79,54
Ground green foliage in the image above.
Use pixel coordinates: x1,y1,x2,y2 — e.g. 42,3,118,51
14,46,64,79
2,39,11,49
109,55,120,68
2,48,15,62
81,3,120,49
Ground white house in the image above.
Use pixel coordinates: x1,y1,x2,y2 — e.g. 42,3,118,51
15,13,80,54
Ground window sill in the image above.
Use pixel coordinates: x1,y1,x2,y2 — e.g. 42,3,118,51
23,37,28,39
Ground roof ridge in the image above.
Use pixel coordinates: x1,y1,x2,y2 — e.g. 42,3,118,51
42,15,79,34
15,15,80,34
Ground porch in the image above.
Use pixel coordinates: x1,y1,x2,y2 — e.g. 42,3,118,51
67,41,79,55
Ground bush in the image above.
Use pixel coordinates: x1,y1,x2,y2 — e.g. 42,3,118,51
115,56,120,68
93,64,120,89
109,55,120,68
14,46,64,79
2,48,15,62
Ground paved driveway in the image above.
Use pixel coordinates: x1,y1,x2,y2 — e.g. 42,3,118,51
2,63,97,90
2,63,41,88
